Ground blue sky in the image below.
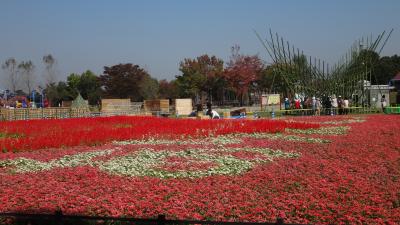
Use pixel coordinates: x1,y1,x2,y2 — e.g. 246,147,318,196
1,0,399,89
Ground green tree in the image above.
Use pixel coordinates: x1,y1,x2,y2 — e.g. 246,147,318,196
345,50,399,85
139,75,159,100
45,81,75,107
258,53,318,98
373,54,400,84
67,73,81,92
66,70,102,105
78,71,102,105
175,54,224,102
257,64,283,94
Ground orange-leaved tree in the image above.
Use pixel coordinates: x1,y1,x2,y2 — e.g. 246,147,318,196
224,45,264,105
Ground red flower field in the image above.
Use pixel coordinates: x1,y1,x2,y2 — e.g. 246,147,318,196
0,115,399,224
0,116,316,152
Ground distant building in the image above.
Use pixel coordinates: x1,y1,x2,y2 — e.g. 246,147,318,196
389,72,400,105
353,80,394,107
365,84,394,108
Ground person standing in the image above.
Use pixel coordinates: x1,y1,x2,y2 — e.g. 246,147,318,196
284,97,290,115
381,95,387,112
294,97,301,116
284,97,290,110
343,97,349,115
316,98,321,116
312,96,317,115
331,95,338,115
322,95,331,115
295,98,301,109
337,95,343,115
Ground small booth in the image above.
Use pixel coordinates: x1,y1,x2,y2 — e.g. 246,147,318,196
144,99,169,116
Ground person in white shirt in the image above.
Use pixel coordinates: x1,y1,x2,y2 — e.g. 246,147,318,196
211,110,220,119
343,97,349,114
381,95,387,112
206,109,220,119
331,95,338,115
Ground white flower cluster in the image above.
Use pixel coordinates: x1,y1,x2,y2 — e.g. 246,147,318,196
286,126,350,135
99,147,299,179
113,136,242,146
236,133,330,143
113,132,330,148
0,149,115,173
321,118,366,125
0,146,299,179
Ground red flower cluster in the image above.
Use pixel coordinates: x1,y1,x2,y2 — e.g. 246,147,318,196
0,116,316,152
0,115,399,224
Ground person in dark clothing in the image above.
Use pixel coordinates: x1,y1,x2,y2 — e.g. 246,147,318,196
206,100,212,111
337,96,343,115
196,103,203,116
322,95,332,115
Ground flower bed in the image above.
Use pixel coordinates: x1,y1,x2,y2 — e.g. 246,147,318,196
0,115,399,224
0,116,317,152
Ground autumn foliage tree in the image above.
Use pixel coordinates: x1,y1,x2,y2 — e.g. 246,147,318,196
100,64,157,101
224,45,264,105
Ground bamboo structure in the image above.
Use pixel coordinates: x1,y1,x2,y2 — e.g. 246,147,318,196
255,29,393,105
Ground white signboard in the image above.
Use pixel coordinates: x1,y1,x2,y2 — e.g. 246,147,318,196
261,94,280,105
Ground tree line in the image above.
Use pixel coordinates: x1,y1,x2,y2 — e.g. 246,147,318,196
1,47,400,107
1,55,56,94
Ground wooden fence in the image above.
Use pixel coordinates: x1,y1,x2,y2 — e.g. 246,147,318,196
0,108,91,121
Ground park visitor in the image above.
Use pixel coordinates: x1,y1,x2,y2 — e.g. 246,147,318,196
343,97,349,114
312,96,317,115
331,95,338,115
284,97,290,110
337,95,343,115
316,98,321,116
206,109,220,119
381,95,387,111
